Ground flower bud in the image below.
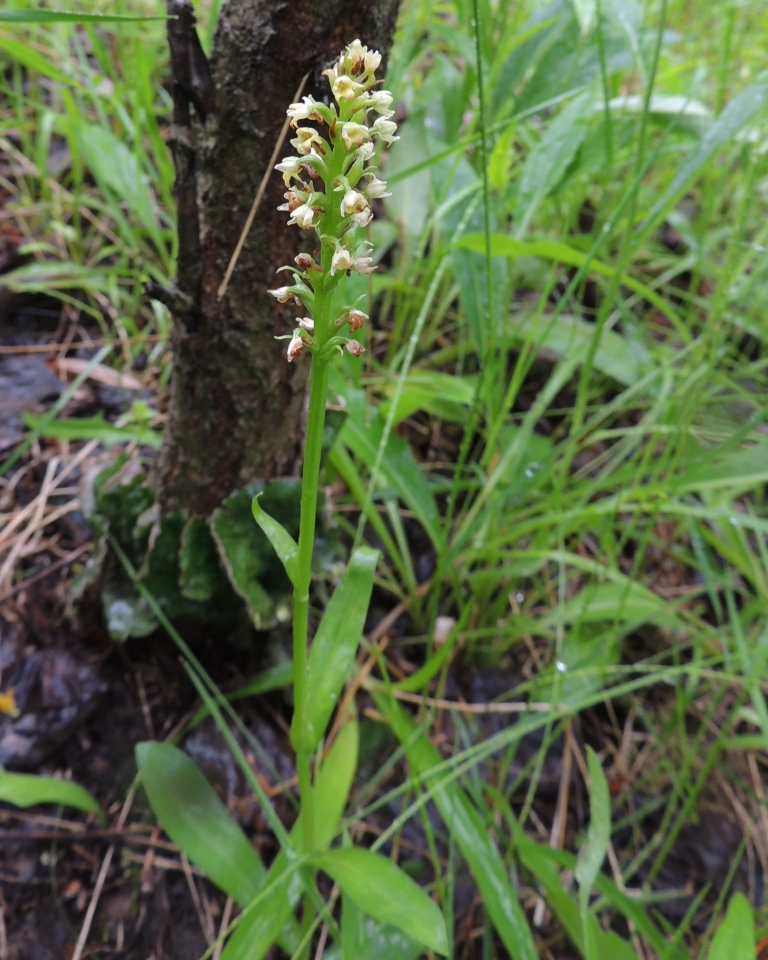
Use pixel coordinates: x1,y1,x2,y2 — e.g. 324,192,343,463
364,176,390,199
369,90,394,115
295,253,318,272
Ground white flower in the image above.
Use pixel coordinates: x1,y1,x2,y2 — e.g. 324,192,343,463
351,253,375,274
291,127,325,156
351,207,373,228
332,75,365,101
372,117,398,143
287,336,304,362
340,189,368,217
296,317,314,332
269,286,293,303
363,49,382,74
287,96,319,126
275,155,303,186
369,90,393,115
341,122,371,150
331,246,355,274
289,204,319,230
355,141,375,162
346,339,366,357
364,176,390,199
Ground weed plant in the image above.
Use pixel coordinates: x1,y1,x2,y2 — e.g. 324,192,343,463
2,0,768,958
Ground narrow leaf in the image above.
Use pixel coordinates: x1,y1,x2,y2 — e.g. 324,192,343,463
297,547,378,753
0,33,82,87
136,742,265,907
0,770,103,822
575,747,612,960
374,692,539,960
312,847,449,957
0,10,169,21
252,493,298,584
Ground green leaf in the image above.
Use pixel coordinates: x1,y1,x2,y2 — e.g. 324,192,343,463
0,770,103,822
575,748,612,960
570,0,597,33
374,692,539,960
340,391,441,548
514,90,594,237
646,73,768,226
187,661,293,729
456,232,684,340
23,412,162,449
136,742,266,907
297,547,378,753
707,893,755,960
311,848,449,957
0,33,83,87
252,494,298,585
221,718,359,960
0,9,169,21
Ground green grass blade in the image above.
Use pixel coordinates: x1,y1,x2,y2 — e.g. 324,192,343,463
0,770,103,822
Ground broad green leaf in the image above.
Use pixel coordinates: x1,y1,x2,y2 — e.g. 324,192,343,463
374,692,539,960
136,742,265,907
252,494,298,585
675,439,768,493
325,918,424,960
221,719,359,960
297,547,378,753
539,581,675,628
575,748,612,960
342,890,368,960
312,847,449,957
646,73,768,226
0,10,168,21
456,232,683,338
514,90,594,237
707,893,755,960
0,770,103,822
23,412,162,449
380,371,478,426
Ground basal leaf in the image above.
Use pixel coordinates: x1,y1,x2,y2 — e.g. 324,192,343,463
575,747,612,960
297,547,378,753
311,847,449,957
0,770,103,822
136,742,265,907
707,893,755,960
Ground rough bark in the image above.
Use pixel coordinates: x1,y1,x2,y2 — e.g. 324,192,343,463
155,0,401,517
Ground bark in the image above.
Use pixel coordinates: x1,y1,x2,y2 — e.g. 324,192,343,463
155,0,401,517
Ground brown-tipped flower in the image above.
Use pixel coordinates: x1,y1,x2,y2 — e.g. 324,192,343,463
346,339,365,357
348,309,368,332
294,253,319,272
286,336,304,362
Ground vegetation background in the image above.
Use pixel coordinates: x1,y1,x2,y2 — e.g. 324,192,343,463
1,0,768,957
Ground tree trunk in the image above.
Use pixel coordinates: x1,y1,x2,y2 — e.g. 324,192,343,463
155,0,400,517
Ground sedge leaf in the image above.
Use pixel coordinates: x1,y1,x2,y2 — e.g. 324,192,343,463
312,847,449,956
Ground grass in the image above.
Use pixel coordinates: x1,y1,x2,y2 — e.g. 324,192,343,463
2,0,768,957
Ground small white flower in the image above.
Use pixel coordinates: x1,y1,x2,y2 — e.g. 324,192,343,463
341,122,371,150
296,317,314,332
351,207,373,228
364,176,390,199
291,127,325,156
332,75,365,101
275,155,303,186
286,336,304,362
355,141,376,162
346,339,366,357
331,246,355,274
289,204,319,230
287,96,318,125
372,117,398,143
369,90,393,115
351,253,375,274
340,189,368,218
269,286,293,303
363,49,382,74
